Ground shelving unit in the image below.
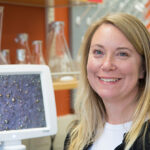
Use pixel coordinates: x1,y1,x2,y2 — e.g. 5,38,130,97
0,0,98,7
0,0,93,90
0,0,46,7
0,0,81,128
53,79,78,90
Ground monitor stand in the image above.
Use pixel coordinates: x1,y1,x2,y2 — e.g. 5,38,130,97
0,140,26,150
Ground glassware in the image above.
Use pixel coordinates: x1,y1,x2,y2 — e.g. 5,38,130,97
1,49,11,64
47,21,77,81
16,49,26,64
0,52,7,64
0,7,6,65
0,7,3,51
32,40,46,64
15,33,32,64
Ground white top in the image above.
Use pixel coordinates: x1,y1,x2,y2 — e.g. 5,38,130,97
90,121,132,150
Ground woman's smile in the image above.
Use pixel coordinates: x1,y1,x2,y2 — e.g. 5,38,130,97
98,76,121,83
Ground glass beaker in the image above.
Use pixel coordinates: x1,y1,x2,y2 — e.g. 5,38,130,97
0,7,6,65
15,33,32,64
32,40,46,64
0,7,3,51
1,49,11,64
16,49,26,64
47,21,77,81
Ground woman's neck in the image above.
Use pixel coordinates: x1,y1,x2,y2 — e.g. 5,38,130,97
103,96,138,124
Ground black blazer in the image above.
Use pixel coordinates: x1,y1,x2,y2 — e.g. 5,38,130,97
64,120,150,150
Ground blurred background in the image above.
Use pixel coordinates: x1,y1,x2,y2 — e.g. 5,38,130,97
0,0,149,149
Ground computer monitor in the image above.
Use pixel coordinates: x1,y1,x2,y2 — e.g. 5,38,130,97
0,65,57,150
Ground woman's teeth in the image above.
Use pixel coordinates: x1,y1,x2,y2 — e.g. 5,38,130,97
100,78,120,82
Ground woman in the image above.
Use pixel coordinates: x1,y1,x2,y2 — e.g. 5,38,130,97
64,13,150,150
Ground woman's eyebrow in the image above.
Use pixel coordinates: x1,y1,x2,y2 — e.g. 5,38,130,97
90,44,104,49
116,47,132,51
90,45,133,52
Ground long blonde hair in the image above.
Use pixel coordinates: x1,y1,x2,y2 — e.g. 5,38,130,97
68,13,150,150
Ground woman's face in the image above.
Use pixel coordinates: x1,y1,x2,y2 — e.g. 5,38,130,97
87,23,144,103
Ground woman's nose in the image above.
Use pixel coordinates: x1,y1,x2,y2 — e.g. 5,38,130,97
101,55,116,71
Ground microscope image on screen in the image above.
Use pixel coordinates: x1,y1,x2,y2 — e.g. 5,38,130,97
0,74,46,131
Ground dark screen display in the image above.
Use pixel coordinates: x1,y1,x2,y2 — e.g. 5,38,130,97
0,74,46,131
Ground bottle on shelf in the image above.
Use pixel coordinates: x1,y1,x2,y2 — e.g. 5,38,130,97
32,40,46,64
15,33,32,64
47,21,77,81
16,49,26,64
1,49,11,64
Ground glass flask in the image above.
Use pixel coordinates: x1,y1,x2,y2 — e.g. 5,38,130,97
1,49,11,64
16,49,26,64
47,21,77,81
0,7,6,65
0,52,7,64
15,33,32,64
0,7,3,52
32,40,46,64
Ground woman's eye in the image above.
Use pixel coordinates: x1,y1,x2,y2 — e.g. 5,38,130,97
118,52,129,57
94,50,104,55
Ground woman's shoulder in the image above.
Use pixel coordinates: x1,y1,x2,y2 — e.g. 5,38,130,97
144,120,150,147
64,133,70,150
132,120,150,149
139,119,150,138
63,120,79,150
115,120,150,150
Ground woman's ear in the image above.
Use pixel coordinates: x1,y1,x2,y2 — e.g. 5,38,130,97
139,64,145,79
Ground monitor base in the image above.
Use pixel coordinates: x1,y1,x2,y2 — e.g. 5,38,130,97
0,140,26,150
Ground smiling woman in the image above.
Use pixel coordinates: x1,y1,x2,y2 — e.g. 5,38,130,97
63,13,150,150
87,23,144,108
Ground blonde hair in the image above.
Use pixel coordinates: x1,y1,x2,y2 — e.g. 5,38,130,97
68,13,150,150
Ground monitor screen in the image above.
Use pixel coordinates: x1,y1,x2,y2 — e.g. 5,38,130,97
0,65,57,142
